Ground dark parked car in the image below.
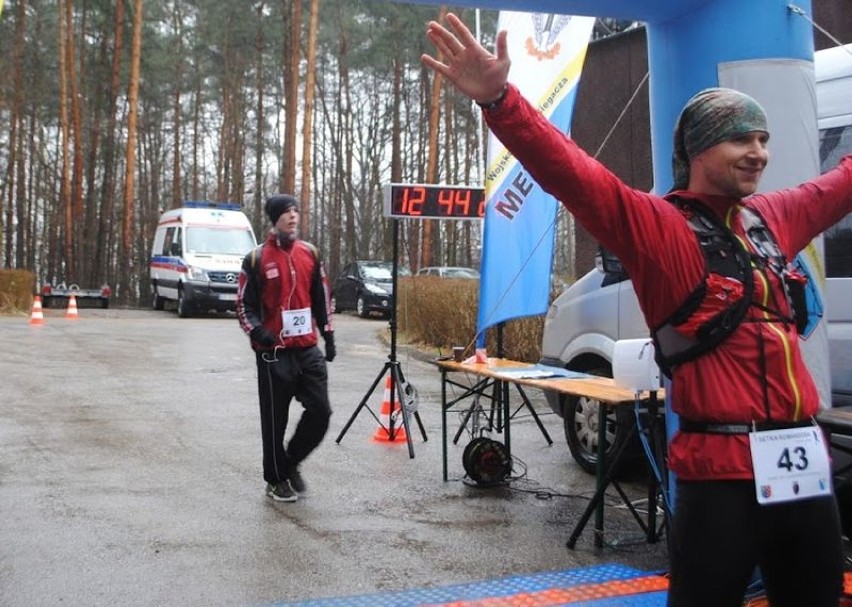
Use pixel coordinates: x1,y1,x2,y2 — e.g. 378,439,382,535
332,261,410,318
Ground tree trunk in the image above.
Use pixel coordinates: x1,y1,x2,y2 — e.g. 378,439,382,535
171,3,184,209
191,44,202,202
120,0,143,302
95,0,124,288
283,0,302,194
300,0,320,236
59,0,73,276
26,111,39,272
215,48,231,202
82,26,106,287
252,1,266,230
66,0,85,281
5,0,27,269
422,7,447,270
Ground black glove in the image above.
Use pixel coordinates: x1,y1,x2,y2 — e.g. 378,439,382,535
250,326,276,348
324,333,336,362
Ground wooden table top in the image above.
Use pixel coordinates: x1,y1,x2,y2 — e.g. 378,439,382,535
434,357,663,405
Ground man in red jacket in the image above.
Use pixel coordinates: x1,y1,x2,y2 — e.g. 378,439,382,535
422,13,851,607
237,194,335,503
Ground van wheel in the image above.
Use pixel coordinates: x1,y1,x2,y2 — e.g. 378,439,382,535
152,287,164,311
177,289,192,318
563,366,640,476
356,296,368,318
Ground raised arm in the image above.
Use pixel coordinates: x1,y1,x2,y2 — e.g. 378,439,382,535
421,12,510,106
421,12,709,330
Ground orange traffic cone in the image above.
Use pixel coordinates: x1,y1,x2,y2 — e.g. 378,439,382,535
65,294,79,319
29,296,45,326
373,376,408,442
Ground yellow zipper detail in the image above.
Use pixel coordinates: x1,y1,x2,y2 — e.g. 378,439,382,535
727,205,802,420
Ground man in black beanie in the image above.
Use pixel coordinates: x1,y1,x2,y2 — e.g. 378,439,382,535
236,193,336,503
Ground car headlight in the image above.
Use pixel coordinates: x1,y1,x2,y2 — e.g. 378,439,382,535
364,283,388,295
186,265,209,281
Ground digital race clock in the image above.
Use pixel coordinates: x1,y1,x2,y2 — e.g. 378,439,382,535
383,183,485,220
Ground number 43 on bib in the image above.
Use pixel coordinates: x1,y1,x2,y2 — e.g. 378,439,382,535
749,425,833,505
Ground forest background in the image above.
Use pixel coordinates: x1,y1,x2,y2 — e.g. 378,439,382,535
1,1,637,309
1,1,497,306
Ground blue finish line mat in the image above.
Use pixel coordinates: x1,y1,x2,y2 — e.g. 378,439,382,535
270,563,669,607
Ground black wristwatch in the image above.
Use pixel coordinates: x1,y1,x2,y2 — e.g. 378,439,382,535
476,85,509,111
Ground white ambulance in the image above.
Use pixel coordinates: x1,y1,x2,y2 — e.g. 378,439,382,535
149,202,257,317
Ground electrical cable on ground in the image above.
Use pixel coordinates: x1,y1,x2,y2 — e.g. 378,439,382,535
633,401,673,515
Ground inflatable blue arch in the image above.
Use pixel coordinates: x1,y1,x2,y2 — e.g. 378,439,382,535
403,0,820,191
404,0,830,494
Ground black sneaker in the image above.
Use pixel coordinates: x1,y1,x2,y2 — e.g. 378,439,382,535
266,481,297,502
288,468,306,493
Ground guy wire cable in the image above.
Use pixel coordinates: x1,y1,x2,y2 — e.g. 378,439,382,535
592,71,650,160
787,4,851,52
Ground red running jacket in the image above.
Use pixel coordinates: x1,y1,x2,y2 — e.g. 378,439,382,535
236,231,334,351
484,84,852,480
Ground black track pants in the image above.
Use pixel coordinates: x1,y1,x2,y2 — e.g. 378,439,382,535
667,479,843,607
255,346,332,485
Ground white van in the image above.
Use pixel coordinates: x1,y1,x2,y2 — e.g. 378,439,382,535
539,44,852,473
817,44,852,408
149,202,257,317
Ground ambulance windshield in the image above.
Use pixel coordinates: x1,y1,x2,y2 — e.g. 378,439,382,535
186,227,255,255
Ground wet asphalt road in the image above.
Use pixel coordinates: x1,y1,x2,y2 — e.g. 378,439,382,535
0,307,668,606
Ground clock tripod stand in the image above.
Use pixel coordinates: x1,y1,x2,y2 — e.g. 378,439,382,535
334,218,428,458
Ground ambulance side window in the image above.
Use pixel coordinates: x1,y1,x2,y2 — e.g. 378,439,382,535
162,228,174,256
170,228,182,256
161,227,182,256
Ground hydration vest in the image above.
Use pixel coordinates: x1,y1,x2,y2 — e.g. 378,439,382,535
651,197,806,377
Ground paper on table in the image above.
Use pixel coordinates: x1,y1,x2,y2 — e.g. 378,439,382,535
489,365,593,380
494,368,559,379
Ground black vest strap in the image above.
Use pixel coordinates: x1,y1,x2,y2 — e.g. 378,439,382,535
652,197,756,376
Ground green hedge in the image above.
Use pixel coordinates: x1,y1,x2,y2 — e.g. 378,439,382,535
0,269,36,315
